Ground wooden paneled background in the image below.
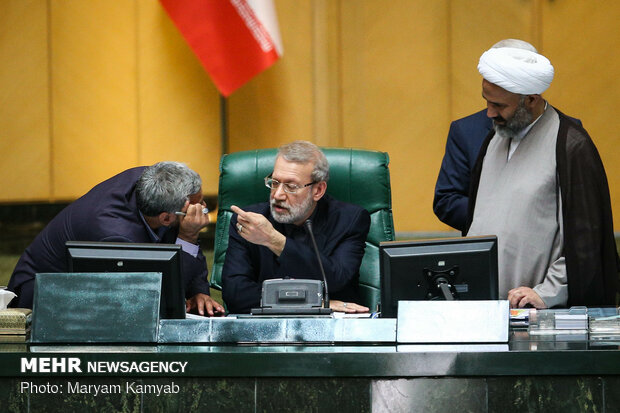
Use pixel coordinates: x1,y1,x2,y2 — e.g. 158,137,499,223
1,0,618,233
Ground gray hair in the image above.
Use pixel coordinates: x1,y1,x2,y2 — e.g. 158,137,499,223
277,140,329,182
136,161,202,216
491,38,538,53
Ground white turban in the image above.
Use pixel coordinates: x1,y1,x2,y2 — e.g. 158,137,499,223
478,47,554,95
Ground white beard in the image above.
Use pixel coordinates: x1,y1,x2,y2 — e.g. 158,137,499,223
270,191,315,224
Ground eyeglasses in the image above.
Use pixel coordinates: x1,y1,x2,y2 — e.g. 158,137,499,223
264,175,315,194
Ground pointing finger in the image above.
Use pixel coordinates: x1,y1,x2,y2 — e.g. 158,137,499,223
231,205,247,217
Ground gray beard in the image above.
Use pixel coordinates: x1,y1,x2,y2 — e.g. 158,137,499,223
270,192,315,224
493,101,533,140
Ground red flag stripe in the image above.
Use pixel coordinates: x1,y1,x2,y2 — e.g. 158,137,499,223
160,0,282,96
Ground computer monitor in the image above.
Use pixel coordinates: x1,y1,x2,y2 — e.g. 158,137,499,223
379,236,499,318
66,241,185,319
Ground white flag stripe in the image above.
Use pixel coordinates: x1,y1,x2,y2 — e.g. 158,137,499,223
246,0,284,56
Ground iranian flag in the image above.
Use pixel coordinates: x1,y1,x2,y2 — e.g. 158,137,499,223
160,0,283,97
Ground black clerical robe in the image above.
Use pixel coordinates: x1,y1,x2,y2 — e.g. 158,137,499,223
466,107,619,306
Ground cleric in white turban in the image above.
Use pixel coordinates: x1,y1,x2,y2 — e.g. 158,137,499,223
465,42,618,311
478,47,554,95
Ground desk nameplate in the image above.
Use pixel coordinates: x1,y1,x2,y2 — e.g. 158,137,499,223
396,300,509,343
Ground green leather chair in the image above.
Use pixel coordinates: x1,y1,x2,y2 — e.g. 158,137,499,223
210,147,394,311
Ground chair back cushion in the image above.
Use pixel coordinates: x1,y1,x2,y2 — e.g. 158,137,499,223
211,148,394,311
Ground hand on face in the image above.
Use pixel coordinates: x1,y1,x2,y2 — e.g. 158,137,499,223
507,286,547,309
177,200,210,244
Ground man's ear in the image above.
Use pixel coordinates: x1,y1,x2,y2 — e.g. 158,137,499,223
525,94,541,108
312,181,327,201
158,212,175,227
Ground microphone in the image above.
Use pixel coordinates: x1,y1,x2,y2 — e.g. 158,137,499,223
304,219,330,309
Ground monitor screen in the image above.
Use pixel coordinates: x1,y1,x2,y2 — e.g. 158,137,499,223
379,236,498,318
66,241,185,319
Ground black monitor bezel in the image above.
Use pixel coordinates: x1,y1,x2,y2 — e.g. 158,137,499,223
66,241,185,319
379,235,499,318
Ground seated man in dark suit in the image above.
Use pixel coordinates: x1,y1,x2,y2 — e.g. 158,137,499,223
7,161,225,316
222,141,370,314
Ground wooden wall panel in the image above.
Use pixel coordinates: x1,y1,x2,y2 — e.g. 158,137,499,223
312,0,343,148
136,0,221,195
449,0,537,121
228,0,314,153
50,0,138,199
0,0,50,202
0,0,617,233
340,0,451,231
541,0,620,224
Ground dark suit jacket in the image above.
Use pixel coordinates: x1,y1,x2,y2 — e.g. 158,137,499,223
433,110,492,232
221,194,371,314
7,167,210,308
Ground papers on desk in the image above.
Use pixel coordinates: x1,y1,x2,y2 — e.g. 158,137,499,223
555,314,588,330
185,312,208,319
589,308,620,340
509,308,532,327
528,307,588,334
332,312,374,319
525,307,620,337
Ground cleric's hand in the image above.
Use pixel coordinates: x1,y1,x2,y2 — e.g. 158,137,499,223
186,293,225,317
507,286,547,309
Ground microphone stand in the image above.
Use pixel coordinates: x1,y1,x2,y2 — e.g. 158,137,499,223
304,219,330,309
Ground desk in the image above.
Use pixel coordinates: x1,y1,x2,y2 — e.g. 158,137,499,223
1,328,619,412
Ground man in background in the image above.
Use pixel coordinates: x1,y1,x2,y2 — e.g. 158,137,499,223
222,140,370,314
434,40,542,232
7,161,224,316
465,42,618,308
